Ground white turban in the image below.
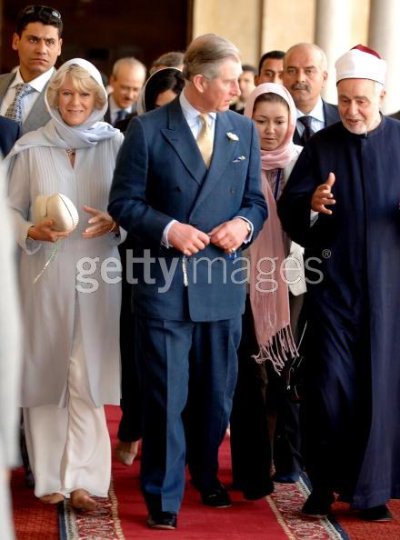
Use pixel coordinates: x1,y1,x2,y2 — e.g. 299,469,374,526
335,45,386,85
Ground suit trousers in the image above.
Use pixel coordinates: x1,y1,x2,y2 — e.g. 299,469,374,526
23,309,111,498
136,314,241,513
117,238,142,443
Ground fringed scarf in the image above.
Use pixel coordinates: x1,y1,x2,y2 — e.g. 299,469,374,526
244,83,301,372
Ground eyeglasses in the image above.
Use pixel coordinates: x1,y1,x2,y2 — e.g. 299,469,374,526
18,5,62,22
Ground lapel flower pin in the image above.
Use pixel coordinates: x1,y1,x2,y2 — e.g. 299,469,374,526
226,131,239,141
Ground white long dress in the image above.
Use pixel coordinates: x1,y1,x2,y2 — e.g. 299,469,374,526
8,132,124,497
9,135,124,408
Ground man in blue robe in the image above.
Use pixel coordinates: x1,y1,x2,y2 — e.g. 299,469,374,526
278,45,400,522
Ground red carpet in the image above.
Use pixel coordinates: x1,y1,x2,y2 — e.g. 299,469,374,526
11,468,58,540
107,405,289,539
11,405,400,539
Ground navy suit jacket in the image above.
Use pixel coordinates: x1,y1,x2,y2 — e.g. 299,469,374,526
0,116,20,157
293,100,340,146
109,97,267,322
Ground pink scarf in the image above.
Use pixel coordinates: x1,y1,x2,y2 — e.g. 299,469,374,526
244,83,299,371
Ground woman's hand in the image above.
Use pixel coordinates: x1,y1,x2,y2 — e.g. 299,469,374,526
82,205,118,238
27,219,70,242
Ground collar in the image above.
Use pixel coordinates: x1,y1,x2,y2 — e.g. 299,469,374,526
296,96,324,123
12,67,55,92
180,90,217,129
109,94,132,116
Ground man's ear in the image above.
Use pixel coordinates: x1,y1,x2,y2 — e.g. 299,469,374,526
379,88,387,106
11,33,20,51
192,73,208,94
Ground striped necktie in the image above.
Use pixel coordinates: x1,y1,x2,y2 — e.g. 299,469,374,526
5,83,35,124
196,113,213,167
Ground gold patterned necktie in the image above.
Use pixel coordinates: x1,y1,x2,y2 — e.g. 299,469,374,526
5,83,35,124
196,113,213,167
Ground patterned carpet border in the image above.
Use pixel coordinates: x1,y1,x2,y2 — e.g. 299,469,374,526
267,474,350,540
58,481,125,540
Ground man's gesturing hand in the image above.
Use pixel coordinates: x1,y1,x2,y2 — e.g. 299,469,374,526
311,172,336,215
168,222,210,256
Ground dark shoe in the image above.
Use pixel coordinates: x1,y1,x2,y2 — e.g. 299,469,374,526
359,505,392,522
243,486,273,501
272,472,300,484
201,484,232,508
147,511,177,530
302,491,334,518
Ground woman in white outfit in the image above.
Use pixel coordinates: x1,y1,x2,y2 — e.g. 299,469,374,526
8,58,124,510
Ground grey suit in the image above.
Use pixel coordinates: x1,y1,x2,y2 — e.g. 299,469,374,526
0,72,51,134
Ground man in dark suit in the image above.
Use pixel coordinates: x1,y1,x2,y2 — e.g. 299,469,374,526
0,117,20,157
0,5,63,134
283,43,340,146
109,33,267,530
104,57,146,128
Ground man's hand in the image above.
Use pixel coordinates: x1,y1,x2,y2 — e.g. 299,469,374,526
208,218,250,253
311,172,336,215
168,222,210,256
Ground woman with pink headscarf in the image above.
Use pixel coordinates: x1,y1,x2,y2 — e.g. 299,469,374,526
230,83,304,500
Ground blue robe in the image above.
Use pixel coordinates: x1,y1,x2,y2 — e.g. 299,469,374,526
278,116,400,508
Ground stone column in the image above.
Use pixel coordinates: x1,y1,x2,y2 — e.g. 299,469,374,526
368,0,400,114
315,0,351,104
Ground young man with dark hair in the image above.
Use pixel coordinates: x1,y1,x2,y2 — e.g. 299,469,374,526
0,4,63,133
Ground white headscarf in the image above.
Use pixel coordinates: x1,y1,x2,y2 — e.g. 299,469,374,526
9,58,118,157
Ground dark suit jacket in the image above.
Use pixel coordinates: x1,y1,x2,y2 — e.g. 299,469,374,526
104,97,136,132
293,100,340,146
389,110,400,121
109,97,267,322
0,116,20,157
0,72,51,135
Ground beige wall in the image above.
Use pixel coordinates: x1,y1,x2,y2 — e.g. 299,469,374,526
192,0,369,73
192,0,262,66
261,0,316,53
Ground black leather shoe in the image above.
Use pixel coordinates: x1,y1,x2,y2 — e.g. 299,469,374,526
359,504,392,522
147,511,177,529
201,484,232,508
301,491,334,518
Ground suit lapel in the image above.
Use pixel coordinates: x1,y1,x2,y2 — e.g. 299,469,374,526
161,99,206,185
0,73,15,102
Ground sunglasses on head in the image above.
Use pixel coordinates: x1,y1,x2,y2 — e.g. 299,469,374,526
19,5,62,21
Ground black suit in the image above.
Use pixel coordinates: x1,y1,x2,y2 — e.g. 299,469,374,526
0,116,20,157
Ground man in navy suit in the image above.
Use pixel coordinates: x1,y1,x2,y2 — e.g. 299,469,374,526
109,33,267,530
283,43,340,146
